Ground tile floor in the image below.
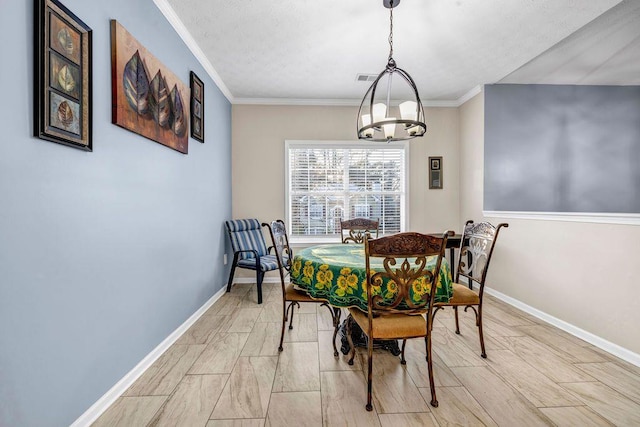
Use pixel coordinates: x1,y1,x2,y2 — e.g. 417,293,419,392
92,282,640,426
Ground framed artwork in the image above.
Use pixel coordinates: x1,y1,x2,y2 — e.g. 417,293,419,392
110,20,189,154
429,156,443,189
190,71,204,143
34,0,92,151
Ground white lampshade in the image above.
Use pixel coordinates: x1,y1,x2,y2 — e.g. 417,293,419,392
361,114,374,137
399,101,417,121
383,118,396,139
372,103,387,123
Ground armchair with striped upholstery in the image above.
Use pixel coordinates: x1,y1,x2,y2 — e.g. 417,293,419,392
225,218,279,304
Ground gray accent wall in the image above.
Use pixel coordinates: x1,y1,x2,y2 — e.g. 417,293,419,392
484,84,640,213
0,1,231,425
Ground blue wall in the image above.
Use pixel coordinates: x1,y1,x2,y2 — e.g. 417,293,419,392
484,84,640,213
0,0,232,425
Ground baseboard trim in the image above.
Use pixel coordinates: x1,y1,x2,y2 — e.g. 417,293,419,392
70,286,227,427
482,285,640,367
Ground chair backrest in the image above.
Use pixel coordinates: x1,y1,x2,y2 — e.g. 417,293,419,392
263,220,292,271
340,218,379,244
455,221,509,292
263,220,292,292
225,219,268,260
364,232,449,317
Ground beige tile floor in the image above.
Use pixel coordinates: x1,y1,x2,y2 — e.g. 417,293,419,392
93,282,640,426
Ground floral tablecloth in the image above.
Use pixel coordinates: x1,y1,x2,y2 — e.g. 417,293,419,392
291,244,453,312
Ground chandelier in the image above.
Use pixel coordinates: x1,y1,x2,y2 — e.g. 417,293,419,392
357,0,427,142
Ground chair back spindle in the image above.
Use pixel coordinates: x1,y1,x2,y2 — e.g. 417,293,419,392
455,221,509,297
341,218,379,244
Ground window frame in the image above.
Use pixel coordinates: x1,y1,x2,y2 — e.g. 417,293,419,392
285,140,410,244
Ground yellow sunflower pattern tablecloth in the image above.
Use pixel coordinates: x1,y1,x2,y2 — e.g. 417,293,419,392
290,244,453,311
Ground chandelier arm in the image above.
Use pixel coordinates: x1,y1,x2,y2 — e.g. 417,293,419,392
357,68,391,136
394,67,423,103
394,67,426,120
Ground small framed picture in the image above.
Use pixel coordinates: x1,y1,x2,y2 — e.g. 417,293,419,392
190,71,204,143
34,0,92,151
429,156,443,189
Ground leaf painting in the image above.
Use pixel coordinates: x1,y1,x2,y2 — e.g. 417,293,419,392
57,28,74,57
57,100,74,126
111,20,188,154
123,50,150,116
57,65,76,93
50,91,80,135
50,53,80,99
170,85,186,137
149,71,172,129
49,14,81,64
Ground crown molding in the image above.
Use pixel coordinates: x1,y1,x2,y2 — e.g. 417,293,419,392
153,0,234,103
233,97,460,107
456,85,483,105
234,98,362,106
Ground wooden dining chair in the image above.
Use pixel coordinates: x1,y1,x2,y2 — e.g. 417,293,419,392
340,218,379,243
346,231,449,410
433,220,508,358
263,220,341,356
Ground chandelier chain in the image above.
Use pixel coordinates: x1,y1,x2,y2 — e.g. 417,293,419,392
388,1,394,61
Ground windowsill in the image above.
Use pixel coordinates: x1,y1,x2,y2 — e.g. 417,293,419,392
289,236,343,247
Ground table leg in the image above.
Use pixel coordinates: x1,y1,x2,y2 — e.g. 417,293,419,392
449,246,456,277
338,314,401,356
332,307,342,357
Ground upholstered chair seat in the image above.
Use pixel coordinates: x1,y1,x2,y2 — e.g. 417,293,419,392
448,282,480,305
349,308,427,339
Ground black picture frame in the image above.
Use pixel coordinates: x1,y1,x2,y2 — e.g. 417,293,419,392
34,0,92,151
429,156,443,189
190,71,204,143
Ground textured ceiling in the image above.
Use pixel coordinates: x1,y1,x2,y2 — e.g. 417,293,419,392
501,0,640,86
162,0,625,103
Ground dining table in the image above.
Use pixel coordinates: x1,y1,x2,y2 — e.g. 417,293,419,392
290,243,454,354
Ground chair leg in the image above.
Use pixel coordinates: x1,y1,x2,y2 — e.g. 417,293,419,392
366,333,374,412
346,315,356,366
322,304,341,357
478,305,487,358
400,339,407,365
226,254,239,293
279,300,289,352
256,270,264,304
288,302,298,330
425,333,438,407
454,306,460,334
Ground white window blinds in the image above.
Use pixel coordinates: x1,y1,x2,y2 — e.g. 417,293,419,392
286,142,406,239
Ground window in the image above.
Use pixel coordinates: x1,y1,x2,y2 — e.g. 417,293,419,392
286,141,408,241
